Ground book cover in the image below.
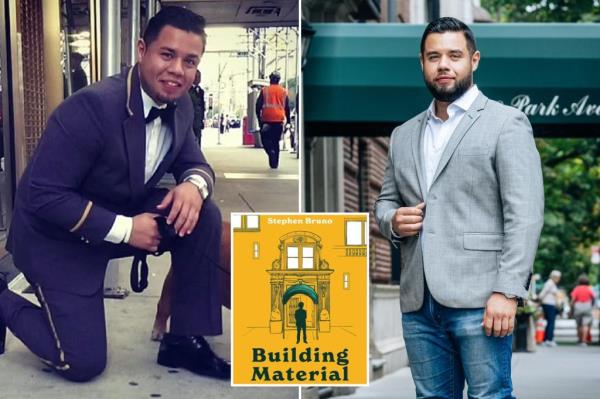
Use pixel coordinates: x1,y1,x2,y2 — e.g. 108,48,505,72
231,213,369,386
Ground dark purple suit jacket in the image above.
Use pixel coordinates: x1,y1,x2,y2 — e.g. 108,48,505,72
7,65,215,294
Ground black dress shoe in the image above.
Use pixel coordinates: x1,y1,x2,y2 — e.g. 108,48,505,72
157,333,230,380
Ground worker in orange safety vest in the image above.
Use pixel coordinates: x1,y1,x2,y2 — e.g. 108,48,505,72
255,71,291,169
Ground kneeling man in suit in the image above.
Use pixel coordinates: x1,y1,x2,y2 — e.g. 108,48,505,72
375,17,544,398
0,6,229,381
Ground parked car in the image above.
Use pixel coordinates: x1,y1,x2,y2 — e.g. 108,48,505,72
228,117,241,128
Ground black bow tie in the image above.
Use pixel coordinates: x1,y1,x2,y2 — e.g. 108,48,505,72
145,105,174,124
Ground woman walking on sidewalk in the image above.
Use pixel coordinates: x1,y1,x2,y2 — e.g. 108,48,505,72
539,270,561,346
571,274,596,346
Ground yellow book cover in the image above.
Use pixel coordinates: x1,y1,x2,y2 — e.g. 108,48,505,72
231,213,369,386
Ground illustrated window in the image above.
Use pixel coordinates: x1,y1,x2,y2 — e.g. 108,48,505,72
345,219,366,246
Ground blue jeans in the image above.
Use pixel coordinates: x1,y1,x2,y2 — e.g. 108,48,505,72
541,304,557,342
402,288,515,399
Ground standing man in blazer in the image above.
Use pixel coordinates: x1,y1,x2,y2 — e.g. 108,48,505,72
0,7,229,381
375,18,544,398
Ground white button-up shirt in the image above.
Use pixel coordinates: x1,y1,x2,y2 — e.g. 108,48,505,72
423,84,480,191
104,86,206,244
141,89,173,183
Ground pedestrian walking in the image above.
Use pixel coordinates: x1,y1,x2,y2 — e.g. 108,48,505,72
219,113,225,135
188,70,205,147
539,270,561,346
255,71,291,169
571,274,596,346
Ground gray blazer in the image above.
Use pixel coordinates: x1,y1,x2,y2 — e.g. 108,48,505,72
375,93,544,313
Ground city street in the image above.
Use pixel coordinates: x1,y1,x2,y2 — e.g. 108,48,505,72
335,344,600,399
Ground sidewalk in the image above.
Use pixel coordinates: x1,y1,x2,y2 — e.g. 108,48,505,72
0,127,299,398
335,345,600,399
201,126,300,213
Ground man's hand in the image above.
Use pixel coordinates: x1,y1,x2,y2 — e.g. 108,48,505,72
391,202,425,237
156,182,203,236
483,293,518,337
129,213,161,252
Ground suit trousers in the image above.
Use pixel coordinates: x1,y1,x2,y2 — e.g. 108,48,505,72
260,123,283,168
0,190,223,382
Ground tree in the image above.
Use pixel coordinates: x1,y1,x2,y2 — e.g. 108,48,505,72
535,138,600,289
480,1,600,289
482,0,600,23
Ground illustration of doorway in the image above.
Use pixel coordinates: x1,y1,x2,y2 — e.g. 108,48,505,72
282,283,318,340
286,294,315,330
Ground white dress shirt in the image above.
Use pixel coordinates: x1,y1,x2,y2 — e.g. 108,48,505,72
104,86,206,244
423,84,480,191
390,85,480,240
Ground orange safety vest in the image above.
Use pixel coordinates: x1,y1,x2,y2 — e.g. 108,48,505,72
260,84,287,122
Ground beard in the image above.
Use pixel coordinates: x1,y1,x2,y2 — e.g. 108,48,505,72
425,73,472,103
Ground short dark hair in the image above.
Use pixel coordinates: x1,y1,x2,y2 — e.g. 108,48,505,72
577,274,590,285
269,71,281,84
420,17,477,55
143,6,207,50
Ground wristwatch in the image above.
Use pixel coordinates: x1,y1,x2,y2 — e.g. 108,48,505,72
504,293,524,307
185,175,209,200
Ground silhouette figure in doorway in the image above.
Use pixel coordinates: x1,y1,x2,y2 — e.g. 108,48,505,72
295,302,307,344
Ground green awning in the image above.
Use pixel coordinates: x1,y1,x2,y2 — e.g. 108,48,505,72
282,283,318,304
304,23,600,136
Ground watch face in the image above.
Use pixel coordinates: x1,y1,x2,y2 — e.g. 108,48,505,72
201,186,209,200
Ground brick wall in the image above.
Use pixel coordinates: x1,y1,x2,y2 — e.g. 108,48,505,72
344,137,393,283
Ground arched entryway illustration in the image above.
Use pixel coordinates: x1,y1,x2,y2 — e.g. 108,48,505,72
268,231,334,340
282,283,318,339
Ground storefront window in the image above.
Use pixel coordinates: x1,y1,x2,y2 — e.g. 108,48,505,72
61,0,92,98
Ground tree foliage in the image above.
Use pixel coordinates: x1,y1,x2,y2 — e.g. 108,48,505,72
482,0,600,23
480,1,600,289
535,139,600,289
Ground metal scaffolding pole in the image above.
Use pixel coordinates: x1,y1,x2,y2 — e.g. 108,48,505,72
128,0,140,66
246,28,250,84
252,28,258,80
295,28,300,158
284,28,289,89
275,28,279,72
260,28,266,78
101,0,127,298
100,0,121,78
147,0,157,19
